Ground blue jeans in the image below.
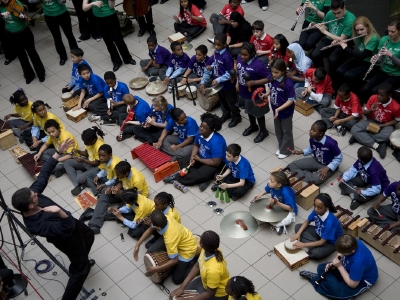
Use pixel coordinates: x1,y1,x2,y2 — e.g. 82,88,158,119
311,263,372,300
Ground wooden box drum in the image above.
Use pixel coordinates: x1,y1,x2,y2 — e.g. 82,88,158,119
168,32,186,44
144,251,173,283
284,239,300,254
177,85,186,97
62,96,79,112
186,86,197,100
295,101,314,116
61,92,73,103
145,81,168,96
129,77,149,90
66,108,87,123
366,122,381,134
274,240,309,271
0,130,16,151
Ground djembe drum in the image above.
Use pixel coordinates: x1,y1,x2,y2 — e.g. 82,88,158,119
143,251,173,284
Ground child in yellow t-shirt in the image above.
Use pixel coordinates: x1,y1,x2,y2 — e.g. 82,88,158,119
34,119,79,178
114,161,149,197
4,89,33,141
226,276,263,300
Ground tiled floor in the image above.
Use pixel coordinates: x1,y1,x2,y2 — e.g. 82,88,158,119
1,0,400,299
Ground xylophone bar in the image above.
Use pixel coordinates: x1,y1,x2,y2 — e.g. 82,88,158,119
291,176,306,186
362,220,376,233
343,215,360,229
394,245,400,254
18,154,44,177
373,225,391,240
382,229,400,246
335,205,353,219
288,172,298,180
295,181,315,196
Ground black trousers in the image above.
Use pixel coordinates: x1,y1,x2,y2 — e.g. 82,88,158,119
44,11,78,60
95,13,132,64
83,96,108,116
299,21,324,51
105,103,127,124
0,17,16,60
219,88,241,120
174,21,204,39
176,161,223,186
359,70,400,104
222,174,254,199
22,129,46,148
335,59,371,92
137,7,154,31
71,0,100,38
132,125,163,144
52,219,94,300
8,28,45,80
192,0,207,9
311,37,349,76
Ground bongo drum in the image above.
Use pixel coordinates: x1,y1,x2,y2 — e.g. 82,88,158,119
199,93,220,112
143,251,173,283
61,92,73,103
284,239,300,254
129,77,149,90
366,122,381,134
186,86,197,100
390,129,400,149
177,85,186,97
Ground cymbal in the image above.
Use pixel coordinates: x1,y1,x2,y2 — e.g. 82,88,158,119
182,43,193,51
220,211,258,238
203,84,223,97
249,198,289,222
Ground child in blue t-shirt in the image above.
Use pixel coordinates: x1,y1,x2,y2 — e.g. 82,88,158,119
300,234,378,300
211,143,255,201
291,193,343,259
63,48,92,98
253,170,298,235
75,64,108,118
155,108,199,168
179,44,211,88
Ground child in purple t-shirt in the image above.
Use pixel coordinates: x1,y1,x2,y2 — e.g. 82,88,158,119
261,58,295,158
179,44,211,88
140,36,171,81
340,146,390,210
289,120,343,185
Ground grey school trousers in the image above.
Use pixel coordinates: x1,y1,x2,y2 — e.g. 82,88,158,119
63,158,96,187
210,14,228,35
274,116,294,156
367,204,400,230
350,120,394,148
139,59,168,78
339,174,376,203
161,135,193,168
320,108,358,130
288,157,335,186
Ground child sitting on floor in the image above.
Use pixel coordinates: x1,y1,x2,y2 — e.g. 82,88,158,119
209,0,244,37
211,143,255,201
162,41,190,91
140,36,171,82
173,0,207,43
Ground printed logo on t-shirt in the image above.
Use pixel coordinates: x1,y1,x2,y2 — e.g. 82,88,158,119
270,87,279,106
330,22,343,36
391,191,400,213
173,126,186,139
229,162,239,177
198,142,210,158
342,256,349,271
84,83,94,95
314,215,324,236
357,162,369,182
313,147,325,164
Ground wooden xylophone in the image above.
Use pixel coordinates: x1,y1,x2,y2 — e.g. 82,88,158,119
18,153,45,179
271,166,320,210
358,219,400,266
74,191,98,210
62,96,80,112
0,119,16,151
0,119,13,132
334,205,368,238
10,146,27,164
131,143,179,182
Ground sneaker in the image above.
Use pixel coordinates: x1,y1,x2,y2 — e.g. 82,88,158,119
241,0,248,3
278,154,288,159
276,226,284,235
348,135,356,144
262,6,268,11
275,150,280,156
71,185,85,196
168,86,172,93
211,184,219,191
95,37,102,42
199,180,212,192
145,237,158,249
163,172,178,183
173,181,189,193
207,38,214,44
101,119,115,125
350,199,361,210
299,270,318,281
149,76,157,82
376,143,387,159
89,115,101,122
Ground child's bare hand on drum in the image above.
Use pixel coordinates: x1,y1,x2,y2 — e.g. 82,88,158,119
293,241,305,248
170,287,184,298
290,233,300,242
212,79,218,86
199,84,205,94
145,266,157,276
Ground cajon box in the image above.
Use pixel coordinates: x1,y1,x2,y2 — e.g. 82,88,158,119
274,241,309,271
0,130,16,150
292,179,319,210
295,101,314,116
168,32,186,44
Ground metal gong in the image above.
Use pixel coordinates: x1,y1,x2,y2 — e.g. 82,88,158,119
220,211,258,238
249,198,288,222
203,84,223,97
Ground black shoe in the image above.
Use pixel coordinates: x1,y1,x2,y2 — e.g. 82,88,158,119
26,77,35,84
104,211,118,221
211,184,219,191
163,172,178,183
89,259,96,267
314,105,322,113
160,0,168,4
348,135,356,144
39,76,45,83
89,226,100,235
149,29,156,36
59,59,66,66
243,126,259,136
220,114,232,123
127,59,136,65
376,143,387,159
145,237,158,249
254,131,269,143
78,34,90,42
4,58,15,65
54,170,64,178
149,76,157,82
350,199,361,210
71,185,85,196
228,118,242,128
79,208,94,222
138,29,146,37
341,127,347,136
113,63,122,72
199,180,212,192
299,270,318,281
185,36,193,43
231,195,240,201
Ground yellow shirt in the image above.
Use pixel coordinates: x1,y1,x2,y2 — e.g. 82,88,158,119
163,215,197,261
166,206,181,224
120,167,149,197
228,293,262,300
198,249,229,297
98,155,122,180
84,138,105,161
33,111,65,132
14,101,33,121
129,194,155,222
45,129,79,154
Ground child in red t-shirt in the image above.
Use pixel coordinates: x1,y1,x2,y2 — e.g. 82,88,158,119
295,67,333,109
349,82,400,159
321,84,363,136
209,0,244,37
267,34,290,66
250,20,273,66
173,0,207,43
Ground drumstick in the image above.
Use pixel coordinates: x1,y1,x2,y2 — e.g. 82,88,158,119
375,208,383,218
214,165,227,184
337,177,366,199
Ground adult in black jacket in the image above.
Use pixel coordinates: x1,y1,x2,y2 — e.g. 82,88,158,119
11,139,95,300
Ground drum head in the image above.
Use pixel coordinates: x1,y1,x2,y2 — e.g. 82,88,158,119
186,86,197,92
129,77,149,90
146,81,168,96
178,85,186,91
390,129,400,148
62,92,72,99
143,253,161,283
